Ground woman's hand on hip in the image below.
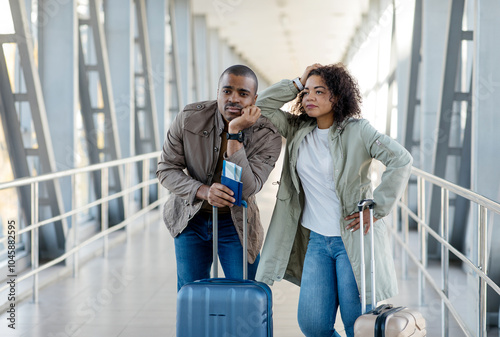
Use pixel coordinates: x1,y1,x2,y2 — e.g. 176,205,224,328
344,209,379,235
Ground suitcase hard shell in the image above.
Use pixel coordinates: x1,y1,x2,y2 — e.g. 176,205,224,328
354,304,426,337
353,199,426,337
176,202,273,337
177,278,272,337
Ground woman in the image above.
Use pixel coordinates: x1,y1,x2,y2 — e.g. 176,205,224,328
255,63,412,337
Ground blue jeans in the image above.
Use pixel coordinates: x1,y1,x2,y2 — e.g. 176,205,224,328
174,211,259,291
298,232,368,337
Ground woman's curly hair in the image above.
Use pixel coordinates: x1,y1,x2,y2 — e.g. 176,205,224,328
290,63,362,126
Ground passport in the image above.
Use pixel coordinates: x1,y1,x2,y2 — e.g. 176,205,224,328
221,161,243,206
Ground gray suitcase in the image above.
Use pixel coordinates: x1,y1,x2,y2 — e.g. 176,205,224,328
176,202,273,337
354,199,426,337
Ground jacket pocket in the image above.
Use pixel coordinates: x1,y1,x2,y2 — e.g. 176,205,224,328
276,183,292,201
343,184,372,216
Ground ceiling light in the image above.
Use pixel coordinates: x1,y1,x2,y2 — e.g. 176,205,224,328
280,14,290,29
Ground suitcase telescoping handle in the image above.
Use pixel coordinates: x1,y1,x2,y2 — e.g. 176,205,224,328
358,199,376,314
212,201,249,280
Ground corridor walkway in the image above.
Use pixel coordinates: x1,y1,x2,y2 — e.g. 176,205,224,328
0,154,497,336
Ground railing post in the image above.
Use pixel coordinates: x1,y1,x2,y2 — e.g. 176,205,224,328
402,184,409,280
392,204,397,258
31,182,39,303
417,176,427,306
478,205,488,337
157,155,162,201
125,162,132,241
101,168,109,257
441,188,449,337
71,175,78,277
142,158,149,227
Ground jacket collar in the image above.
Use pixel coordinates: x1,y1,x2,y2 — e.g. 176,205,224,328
331,117,356,137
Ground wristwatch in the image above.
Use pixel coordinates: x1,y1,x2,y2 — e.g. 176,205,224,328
293,77,304,91
226,131,244,143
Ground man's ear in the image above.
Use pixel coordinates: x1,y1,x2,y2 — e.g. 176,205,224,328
253,94,258,104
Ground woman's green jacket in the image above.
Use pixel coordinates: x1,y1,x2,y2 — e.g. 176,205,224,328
255,79,413,303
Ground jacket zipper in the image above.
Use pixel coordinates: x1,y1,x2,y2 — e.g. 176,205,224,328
375,139,395,157
186,125,220,223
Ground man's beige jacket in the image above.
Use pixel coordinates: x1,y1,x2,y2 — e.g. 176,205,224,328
156,100,282,263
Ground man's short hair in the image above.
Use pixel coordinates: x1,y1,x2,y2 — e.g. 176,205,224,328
219,65,258,94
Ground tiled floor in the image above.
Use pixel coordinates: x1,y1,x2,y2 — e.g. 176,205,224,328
1,155,500,336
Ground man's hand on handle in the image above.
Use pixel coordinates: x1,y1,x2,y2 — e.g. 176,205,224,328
196,183,235,208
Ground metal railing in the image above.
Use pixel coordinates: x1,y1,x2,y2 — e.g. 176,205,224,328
2,153,499,336
393,166,500,337
0,151,167,304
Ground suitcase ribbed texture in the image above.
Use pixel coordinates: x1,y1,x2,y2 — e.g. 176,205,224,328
177,279,272,337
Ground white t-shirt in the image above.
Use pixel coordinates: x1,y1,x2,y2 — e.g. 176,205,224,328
296,127,342,237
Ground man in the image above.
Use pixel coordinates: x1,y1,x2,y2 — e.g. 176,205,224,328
157,65,282,290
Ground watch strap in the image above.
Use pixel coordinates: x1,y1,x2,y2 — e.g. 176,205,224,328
293,77,304,91
226,131,244,142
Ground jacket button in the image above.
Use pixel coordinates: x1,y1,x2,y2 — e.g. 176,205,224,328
214,147,218,152
203,130,208,136
196,104,203,109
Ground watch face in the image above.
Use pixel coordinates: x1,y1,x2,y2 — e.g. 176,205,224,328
226,132,244,142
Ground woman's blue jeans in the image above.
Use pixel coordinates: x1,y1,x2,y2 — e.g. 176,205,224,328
298,231,367,337
174,211,259,291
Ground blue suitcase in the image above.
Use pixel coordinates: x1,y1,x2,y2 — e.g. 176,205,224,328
176,202,273,337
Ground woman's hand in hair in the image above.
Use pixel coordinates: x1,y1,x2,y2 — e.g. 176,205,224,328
299,63,323,87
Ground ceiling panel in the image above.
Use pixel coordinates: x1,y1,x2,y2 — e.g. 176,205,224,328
192,0,367,83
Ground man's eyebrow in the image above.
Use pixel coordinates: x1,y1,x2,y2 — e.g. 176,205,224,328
222,86,252,93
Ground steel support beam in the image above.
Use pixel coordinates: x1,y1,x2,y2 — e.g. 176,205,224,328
38,0,78,255
105,0,134,158
471,0,500,327
78,0,125,226
401,0,423,230
134,0,160,203
385,0,398,138
169,0,193,109
208,28,221,99
1,0,68,259
404,0,422,156
420,0,449,174
193,15,210,101
146,0,168,140
428,0,472,256
134,0,160,155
